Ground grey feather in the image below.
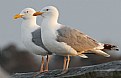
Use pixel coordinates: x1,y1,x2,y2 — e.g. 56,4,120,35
56,26,99,52
32,28,52,55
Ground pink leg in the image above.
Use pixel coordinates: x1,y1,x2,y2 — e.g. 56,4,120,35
40,56,44,73
65,55,70,71
61,55,70,74
63,56,67,71
44,55,50,72
33,56,44,77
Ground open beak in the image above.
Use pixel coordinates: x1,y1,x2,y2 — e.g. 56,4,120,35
14,14,24,19
33,12,44,16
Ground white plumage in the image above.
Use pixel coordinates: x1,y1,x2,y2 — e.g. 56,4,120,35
33,6,111,73
14,8,51,74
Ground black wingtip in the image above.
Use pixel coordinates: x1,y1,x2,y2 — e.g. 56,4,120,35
115,49,119,51
103,44,119,51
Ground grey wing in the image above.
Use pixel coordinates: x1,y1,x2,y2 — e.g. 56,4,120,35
32,28,52,55
32,28,43,46
56,26,99,52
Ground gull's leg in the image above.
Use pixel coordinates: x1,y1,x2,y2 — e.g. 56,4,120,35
40,56,44,73
63,56,67,71
33,56,44,78
44,55,50,72
60,55,70,75
65,55,70,71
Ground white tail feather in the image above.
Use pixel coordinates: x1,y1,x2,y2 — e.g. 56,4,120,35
91,50,110,57
78,54,88,58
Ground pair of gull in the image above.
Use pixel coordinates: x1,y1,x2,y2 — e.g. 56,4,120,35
14,6,118,74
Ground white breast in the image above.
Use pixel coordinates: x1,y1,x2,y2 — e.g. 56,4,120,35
21,26,48,56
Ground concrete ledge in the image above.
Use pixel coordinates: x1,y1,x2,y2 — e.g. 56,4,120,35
11,60,121,78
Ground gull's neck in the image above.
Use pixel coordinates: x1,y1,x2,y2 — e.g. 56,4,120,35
21,17,39,38
22,17,37,28
21,17,39,41
41,16,58,29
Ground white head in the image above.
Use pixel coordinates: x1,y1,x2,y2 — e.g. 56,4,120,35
33,6,59,19
14,8,36,20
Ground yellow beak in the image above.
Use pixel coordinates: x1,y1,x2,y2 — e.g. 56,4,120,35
33,12,44,16
14,14,24,19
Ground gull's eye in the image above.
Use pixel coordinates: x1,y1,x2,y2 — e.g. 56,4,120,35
24,11,29,13
46,9,49,11
26,11,29,13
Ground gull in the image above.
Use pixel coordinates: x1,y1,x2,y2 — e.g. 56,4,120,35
14,8,52,73
33,6,119,73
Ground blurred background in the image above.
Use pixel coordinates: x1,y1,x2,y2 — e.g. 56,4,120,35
0,0,121,77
